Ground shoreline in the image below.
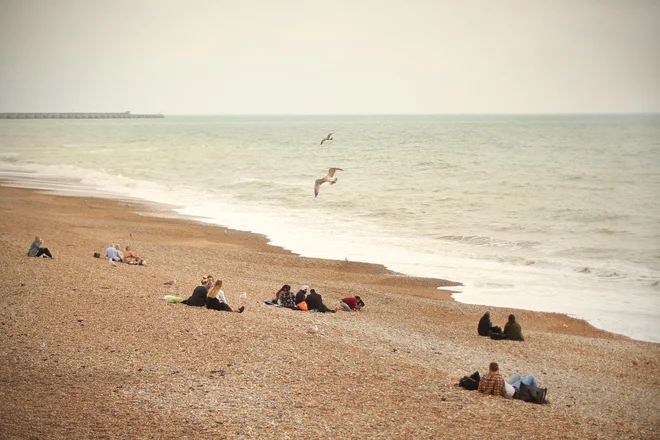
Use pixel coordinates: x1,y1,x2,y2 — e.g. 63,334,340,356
1,185,658,438
0,181,640,340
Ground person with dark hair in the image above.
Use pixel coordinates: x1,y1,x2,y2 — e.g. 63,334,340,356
503,314,525,341
182,276,211,307
206,279,244,313
478,311,503,337
266,284,291,305
28,236,53,258
339,296,364,311
305,289,336,313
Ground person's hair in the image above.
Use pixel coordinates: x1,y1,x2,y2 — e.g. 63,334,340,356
489,362,499,372
508,314,516,323
207,280,223,298
125,245,131,251
278,284,291,294
484,311,490,317
310,289,316,294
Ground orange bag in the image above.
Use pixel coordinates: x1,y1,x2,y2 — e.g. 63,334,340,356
298,301,308,311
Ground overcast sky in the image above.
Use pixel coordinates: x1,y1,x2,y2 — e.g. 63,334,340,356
0,0,658,114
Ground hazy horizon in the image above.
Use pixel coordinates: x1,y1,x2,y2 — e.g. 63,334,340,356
1,0,659,115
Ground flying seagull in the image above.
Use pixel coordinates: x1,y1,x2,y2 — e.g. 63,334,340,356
320,132,334,145
314,167,343,197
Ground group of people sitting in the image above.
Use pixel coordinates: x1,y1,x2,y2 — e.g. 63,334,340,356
105,243,146,266
181,275,245,313
265,284,365,313
478,311,524,341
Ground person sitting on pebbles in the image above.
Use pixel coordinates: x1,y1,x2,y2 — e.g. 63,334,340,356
305,288,336,313
206,280,245,313
105,243,123,263
503,314,525,341
27,236,54,259
123,245,146,265
339,296,365,312
182,276,211,307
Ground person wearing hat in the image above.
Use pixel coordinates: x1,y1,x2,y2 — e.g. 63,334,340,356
339,296,364,312
295,285,309,305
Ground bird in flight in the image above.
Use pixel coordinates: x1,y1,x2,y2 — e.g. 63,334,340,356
314,167,343,197
320,132,334,145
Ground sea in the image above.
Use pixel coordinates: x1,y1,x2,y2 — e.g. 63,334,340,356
1,114,658,343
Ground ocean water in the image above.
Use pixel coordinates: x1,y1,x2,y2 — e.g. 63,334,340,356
1,115,659,342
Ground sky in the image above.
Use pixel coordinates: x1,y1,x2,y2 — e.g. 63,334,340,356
0,0,659,115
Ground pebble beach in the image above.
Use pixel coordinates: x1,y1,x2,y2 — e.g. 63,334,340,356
0,186,658,439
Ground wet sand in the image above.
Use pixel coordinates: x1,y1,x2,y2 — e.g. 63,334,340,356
0,186,658,439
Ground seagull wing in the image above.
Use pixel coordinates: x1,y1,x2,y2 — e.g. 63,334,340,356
327,167,343,178
320,138,326,145
314,178,326,197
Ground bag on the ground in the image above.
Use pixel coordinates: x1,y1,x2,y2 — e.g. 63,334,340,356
93,252,101,258
490,332,508,340
516,382,548,404
458,371,480,391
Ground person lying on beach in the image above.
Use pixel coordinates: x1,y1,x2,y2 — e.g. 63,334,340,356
503,314,525,341
105,244,123,262
478,362,540,400
295,285,308,305
27,236,54,258
305,289,336,313
123,245,146,265
339,296,364,311
182,277,211,307
478,311,502,336
206,280,245,313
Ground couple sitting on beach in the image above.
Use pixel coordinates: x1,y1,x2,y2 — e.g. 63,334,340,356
105,244,146,266
182,275,245,313
478,311,524,341
266,284,364,313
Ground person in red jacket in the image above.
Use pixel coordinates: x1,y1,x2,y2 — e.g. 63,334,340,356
339,296,364,311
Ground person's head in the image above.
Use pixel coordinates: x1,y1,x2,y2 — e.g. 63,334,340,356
125,245,132,251
489,362,499,372
356,296,365,308
207,279,223,298
508,314,516,324
201,275,208,285
115,244,120,250
207,275,214,285
280,284,291,293
483,311,490,318
35,236,42,242
310,289,316,294
300,285,309,293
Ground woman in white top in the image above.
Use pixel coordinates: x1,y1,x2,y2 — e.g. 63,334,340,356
205,280,245,313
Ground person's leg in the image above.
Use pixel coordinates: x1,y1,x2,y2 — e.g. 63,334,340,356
507,373,521,385
221,302,234,312
340,301,352,311
36,247,53,258
521,376,539,388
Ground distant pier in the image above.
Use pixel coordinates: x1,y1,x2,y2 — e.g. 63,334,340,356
0,111,164,119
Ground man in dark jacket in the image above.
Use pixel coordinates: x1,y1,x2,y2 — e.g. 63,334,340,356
305,289,335,313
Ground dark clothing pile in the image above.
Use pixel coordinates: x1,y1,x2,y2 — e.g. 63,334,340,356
182,285,207,307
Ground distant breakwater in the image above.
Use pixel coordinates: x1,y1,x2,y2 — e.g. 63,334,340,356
0,112,164,119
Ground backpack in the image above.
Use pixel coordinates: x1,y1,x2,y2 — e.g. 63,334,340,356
458,371,480,391
516,382,548,404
